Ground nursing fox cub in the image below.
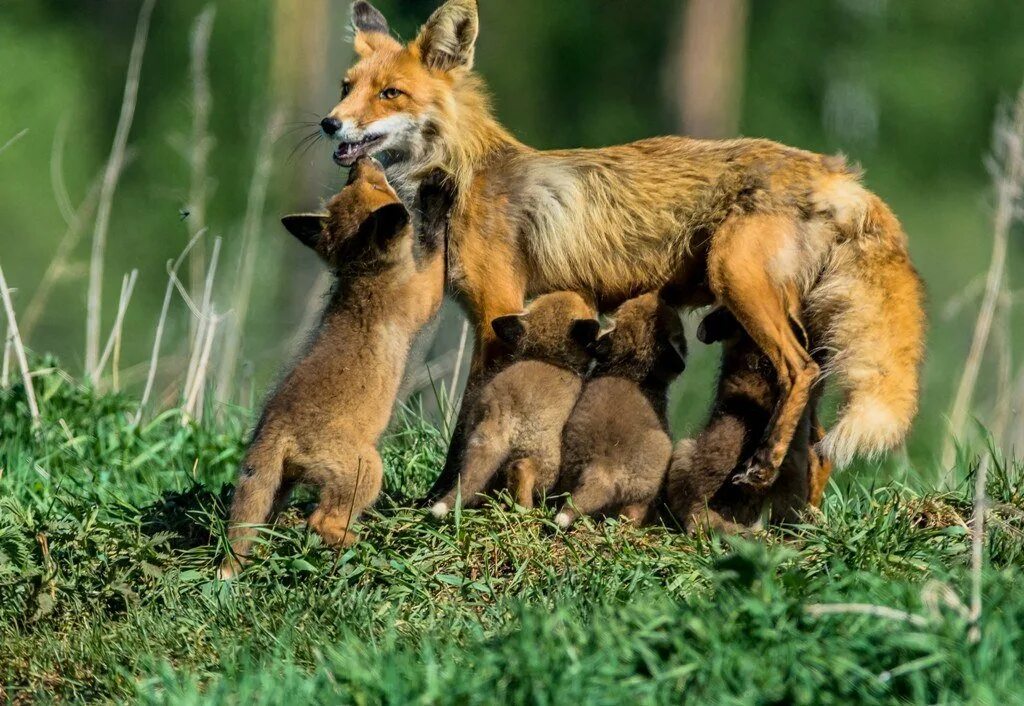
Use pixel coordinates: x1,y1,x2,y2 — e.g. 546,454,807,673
556,293,686,528
326,0,925,494
429,292,599,517
668,307,832,533
220,158,451,577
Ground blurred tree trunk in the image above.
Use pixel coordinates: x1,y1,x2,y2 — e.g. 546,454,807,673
668,0,749,138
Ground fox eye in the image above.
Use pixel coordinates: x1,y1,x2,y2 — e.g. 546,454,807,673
341,81,352,99
379,87,403,100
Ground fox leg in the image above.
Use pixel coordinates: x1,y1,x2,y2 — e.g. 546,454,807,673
707,214,820,490
220,434,288,578
506,457,538,509
427,252,526,502
431,418,511,517
555,466,616,529
808,412,833,507
308,452,383,548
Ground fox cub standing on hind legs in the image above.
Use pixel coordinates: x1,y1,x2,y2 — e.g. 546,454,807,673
327,0,926,499
555,293,687,529
667,307,834,535
219,158,453,578
430,292,600,517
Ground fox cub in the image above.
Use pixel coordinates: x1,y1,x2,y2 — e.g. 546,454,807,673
555,292,687,528
430,291,600,517
220,157,452,577
666,307,832,533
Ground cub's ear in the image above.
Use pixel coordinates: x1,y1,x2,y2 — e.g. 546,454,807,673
416,0,479,72
351,1,390,34
281,213,327,250
587,334,613,361
359,202,410,246
659,335,688,376
491,314,525,347
697,306,741,344
570,319,600,348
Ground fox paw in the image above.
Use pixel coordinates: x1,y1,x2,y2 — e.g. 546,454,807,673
732,457,780,491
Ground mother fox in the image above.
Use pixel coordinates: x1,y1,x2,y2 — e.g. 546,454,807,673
315,0,924,490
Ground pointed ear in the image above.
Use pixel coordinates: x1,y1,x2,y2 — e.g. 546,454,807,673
587,334,613,361
281,213,327,250
351,1,389,34
659,336,688,376
697,307,740,344
359,202,410,247
416,0,479,71
570,319,600,348
491,314,525,347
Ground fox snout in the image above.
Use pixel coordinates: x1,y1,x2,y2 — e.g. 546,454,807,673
320,116,342,136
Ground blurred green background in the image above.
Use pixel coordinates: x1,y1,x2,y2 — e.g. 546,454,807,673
1,0,1022,478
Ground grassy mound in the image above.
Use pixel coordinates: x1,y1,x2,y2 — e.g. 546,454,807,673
1,369,1023,704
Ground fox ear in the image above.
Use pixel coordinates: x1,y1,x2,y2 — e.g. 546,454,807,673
587,334,613,361
570,319,600,348
282,213,327,250
351,1,389,34
697,307,740,344
359,202,410,247
416,0,479,71
491,314,525,347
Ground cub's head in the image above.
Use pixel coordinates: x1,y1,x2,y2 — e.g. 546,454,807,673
281,156,410,269
590,293,687,385
490,292,599,373
320,0,480,166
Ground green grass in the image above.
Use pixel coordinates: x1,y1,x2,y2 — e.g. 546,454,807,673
2,367,1024,704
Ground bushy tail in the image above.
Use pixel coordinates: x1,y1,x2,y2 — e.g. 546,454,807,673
809,197,926,467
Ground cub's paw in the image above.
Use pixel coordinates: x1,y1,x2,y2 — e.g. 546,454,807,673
732,457,780,491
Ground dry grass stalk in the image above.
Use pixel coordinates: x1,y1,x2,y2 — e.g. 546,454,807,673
969,454,991,643
0,128,29,157
84,0,156,376
22,172,106,339
0,263,40,425
186,6,216,316
2,325,11,388
214,110,283,405
182,311,224,424
93,270,139,385
133,229,206,425
50,118,74,225
182,237,223,423
943,85,1024,474
804,602,929,628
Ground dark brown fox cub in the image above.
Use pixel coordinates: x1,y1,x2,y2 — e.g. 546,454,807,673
220,157,452,578
666,307,833,534
430,292,600,517
555,293,687,528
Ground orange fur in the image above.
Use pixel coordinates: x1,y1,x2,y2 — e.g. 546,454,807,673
331,1,925,492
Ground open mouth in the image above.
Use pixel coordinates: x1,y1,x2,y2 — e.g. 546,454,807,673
332,135,385,166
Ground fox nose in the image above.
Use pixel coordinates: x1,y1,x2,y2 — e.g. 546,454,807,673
320,117,341,136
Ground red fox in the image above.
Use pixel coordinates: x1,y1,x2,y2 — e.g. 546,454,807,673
555,293,686,529
429,291,599,517
219,158,451,578
321,0,926,490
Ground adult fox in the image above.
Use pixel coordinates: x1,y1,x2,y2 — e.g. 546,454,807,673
317,0,925,489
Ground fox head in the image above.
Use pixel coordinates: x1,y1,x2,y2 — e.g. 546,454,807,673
589,293,687,385
281,157,410,270
320,0,481,169
490,292,600,373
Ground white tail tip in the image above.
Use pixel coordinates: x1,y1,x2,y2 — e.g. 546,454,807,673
429,502,450,519
554,511,572,529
